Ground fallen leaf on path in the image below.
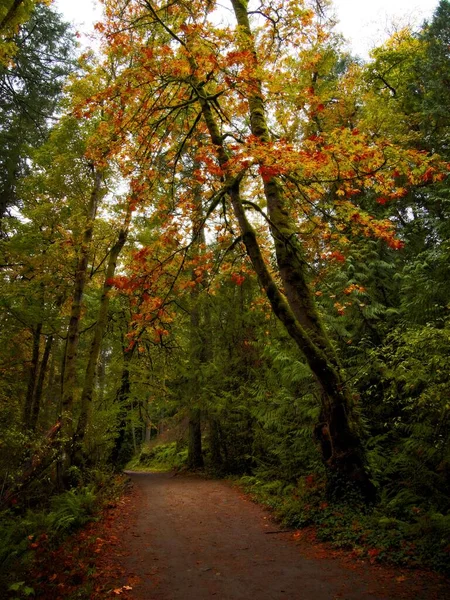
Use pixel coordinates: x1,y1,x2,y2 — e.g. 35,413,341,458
113,585,132,595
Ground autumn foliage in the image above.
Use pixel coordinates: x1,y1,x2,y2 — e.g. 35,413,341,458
1,0,450,589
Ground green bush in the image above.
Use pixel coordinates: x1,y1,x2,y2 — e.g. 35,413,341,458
238,472,450,573
127,442,189,471
0,484,100,597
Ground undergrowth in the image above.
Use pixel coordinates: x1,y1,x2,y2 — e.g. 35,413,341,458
126,441,188,472
238,473,450,575
0,469,126,599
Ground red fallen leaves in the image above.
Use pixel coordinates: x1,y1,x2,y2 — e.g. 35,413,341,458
368,548,382,563
28,485,137,599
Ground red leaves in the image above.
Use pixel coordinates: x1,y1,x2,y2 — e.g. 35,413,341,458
258,164,283,181
368,548,381,563
321,250,346,263
231,273,245,286
421,167,435,183
387,238,405,250
108,276,133,291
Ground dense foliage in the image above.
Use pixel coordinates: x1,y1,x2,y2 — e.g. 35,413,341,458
0,0,449,589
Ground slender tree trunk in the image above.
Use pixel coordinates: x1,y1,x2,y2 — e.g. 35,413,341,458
186,190,206,470
60,170,102,445
30,334,54,431
97,349,107,409
73,205,131,462
23,322,42,427
110,346,133,468
209,418,223,472
45,337,60,418
187,300,204,469
188,409,203,469
56,169,102,486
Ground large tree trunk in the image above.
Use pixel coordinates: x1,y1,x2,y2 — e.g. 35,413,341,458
195,0,375,500
73,205,131,463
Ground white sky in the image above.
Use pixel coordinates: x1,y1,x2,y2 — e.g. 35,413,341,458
53,0,440,58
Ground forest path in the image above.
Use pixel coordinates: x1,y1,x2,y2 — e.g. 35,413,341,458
104,472,445,600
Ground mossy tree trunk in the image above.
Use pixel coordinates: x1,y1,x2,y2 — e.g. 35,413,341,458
110,345,134,469
193,0,375,500
29,333,54,431
23,322,42,428
187,193,206,470
60,169,102,471
72,204,131,464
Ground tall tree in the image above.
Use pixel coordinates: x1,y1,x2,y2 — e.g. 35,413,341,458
85,0,444,498
0,2,74,233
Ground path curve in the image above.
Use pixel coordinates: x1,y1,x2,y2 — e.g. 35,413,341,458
106,472,445,599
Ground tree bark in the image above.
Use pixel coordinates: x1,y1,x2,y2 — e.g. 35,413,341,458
23,322,42,428
73,204,131,462
30,334,53,431
60,169,102,457
188,408,203,469
110,345,133,468
208,417,223,472
186,205,206,470
0,0,25,34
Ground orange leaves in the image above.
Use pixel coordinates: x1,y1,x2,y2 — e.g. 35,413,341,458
107,276,134,291
387,238,405,250
113,586,133,595
343,284,366,295
328,203,405,251
225,49,254,68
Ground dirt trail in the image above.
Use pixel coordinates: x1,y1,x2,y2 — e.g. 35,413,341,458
105,472,447,600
